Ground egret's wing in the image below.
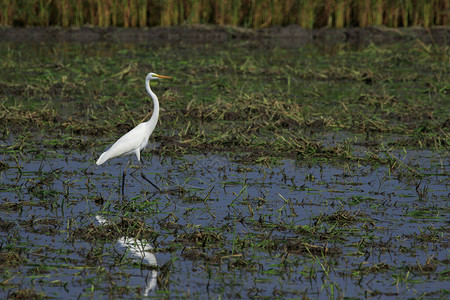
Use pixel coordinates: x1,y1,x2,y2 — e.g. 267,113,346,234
96,123,148,165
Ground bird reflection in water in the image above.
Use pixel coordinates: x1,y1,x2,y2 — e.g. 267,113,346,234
95,215,158,296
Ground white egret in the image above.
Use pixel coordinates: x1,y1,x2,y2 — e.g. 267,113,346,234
96,72,171,194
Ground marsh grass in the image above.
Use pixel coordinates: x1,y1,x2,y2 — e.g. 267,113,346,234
0,40,448,167
0,0,448,28
0,36,448,298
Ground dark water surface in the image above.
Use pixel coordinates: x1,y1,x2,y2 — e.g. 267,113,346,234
0,148,448,298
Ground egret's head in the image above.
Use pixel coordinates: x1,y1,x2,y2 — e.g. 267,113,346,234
146,72,172,81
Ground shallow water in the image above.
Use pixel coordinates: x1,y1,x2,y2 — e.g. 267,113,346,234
0,145,448,298
0,34,448,298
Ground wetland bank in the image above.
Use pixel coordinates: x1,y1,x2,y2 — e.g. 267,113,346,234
0,26,449,298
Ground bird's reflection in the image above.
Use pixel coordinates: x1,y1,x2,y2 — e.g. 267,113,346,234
95,215,157,296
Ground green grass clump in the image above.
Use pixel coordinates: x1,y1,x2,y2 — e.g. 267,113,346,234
0,0,448,28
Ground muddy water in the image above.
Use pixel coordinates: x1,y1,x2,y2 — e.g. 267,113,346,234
0,147,448,298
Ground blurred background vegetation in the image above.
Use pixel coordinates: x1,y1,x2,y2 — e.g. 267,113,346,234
1,0,448,29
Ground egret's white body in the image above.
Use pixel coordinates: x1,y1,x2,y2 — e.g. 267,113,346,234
96,72,171,193
96,115,157,165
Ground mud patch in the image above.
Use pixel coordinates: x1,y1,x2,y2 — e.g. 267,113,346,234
0,25,448,45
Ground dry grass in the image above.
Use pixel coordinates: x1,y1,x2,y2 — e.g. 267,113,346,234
1,0,448,28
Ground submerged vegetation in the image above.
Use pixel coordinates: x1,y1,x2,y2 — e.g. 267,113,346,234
1,0,448,28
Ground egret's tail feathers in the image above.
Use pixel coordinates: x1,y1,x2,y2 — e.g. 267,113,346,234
96,152,109,165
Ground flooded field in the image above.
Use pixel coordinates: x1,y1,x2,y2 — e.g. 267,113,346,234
0,28,449,298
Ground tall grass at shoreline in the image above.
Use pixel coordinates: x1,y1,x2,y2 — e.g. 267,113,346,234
0,0,448,28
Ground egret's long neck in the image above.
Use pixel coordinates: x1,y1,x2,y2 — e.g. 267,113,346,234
145,79,160,125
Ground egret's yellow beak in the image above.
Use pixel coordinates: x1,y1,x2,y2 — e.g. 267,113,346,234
155,74,172,79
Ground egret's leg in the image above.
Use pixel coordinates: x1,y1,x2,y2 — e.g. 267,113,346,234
122,160,131,196
140,157,161,192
